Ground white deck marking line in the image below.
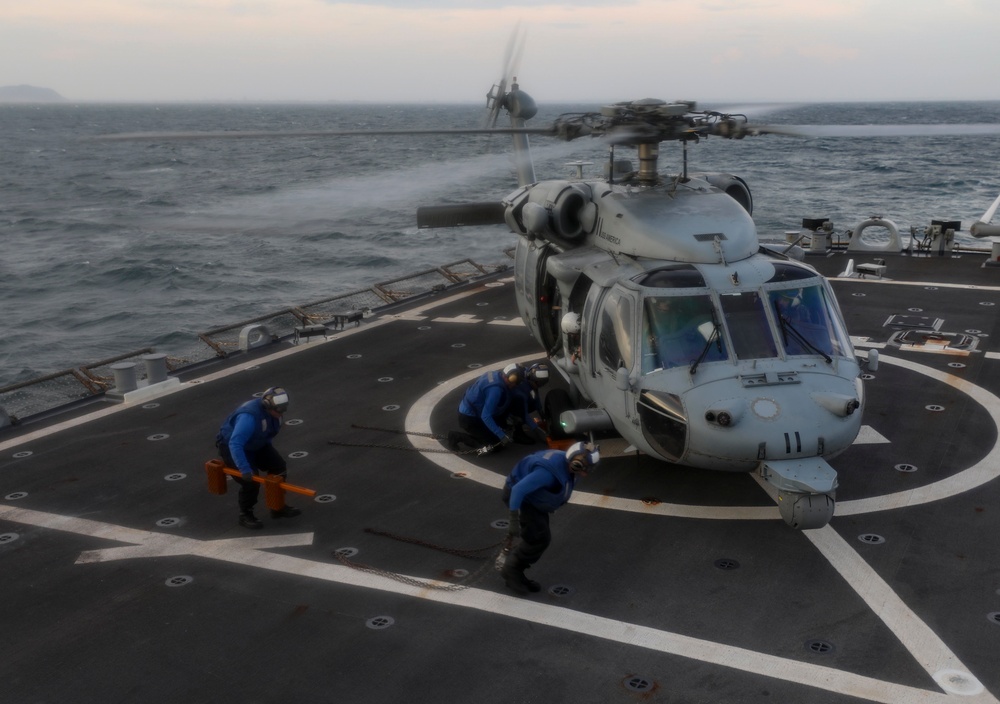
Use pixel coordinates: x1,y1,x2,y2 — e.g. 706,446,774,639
854,425,891,444
805,525,987,698
385,313,428,322
0,281,507,454
77,532,315,563
431,314,482,324
0,502,979,704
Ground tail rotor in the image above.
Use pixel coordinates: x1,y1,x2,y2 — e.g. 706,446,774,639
486,22,527,129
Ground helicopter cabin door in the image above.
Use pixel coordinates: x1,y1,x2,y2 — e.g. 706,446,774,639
586,284,639,429
513,239,561,355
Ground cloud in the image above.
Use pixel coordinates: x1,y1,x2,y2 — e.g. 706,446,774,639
322,0,623,6
1,0,998,101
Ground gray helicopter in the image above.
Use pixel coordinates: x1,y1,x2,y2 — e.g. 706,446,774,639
415,81,868,530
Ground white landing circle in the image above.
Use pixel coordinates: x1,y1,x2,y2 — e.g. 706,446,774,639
406,353,1000,521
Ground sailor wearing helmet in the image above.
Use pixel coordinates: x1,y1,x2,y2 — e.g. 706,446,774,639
215,387,301,529
447,363,525,454
500,441,599,594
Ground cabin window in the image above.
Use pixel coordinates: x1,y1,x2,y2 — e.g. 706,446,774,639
598,292,634,372
765,262,818,283
719,291,779,360
636,265,707,289
768,284,849,358
642,295,727,372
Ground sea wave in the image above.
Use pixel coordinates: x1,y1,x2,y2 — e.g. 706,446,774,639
1,101,999,387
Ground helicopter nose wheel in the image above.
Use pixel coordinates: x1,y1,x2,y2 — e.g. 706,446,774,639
760,458,838,529
777,490,836,530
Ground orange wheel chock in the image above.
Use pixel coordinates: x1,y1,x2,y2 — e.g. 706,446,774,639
204,459,317,510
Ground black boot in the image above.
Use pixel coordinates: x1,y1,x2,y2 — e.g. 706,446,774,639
239,512,263,529
270,505,302,519
501,556,541,594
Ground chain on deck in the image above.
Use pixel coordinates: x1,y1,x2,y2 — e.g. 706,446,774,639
333,527,508,591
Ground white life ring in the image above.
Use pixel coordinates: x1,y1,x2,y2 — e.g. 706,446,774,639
847,217,903,253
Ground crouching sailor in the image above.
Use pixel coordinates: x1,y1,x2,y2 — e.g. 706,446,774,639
215,387,302,529
500,442,599,594
447,363,524,454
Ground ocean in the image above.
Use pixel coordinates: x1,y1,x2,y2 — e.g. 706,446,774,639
1,100,999,388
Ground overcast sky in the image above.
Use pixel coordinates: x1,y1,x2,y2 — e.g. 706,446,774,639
3,0,999,103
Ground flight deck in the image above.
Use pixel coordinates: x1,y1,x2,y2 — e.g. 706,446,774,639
2,248,1000,704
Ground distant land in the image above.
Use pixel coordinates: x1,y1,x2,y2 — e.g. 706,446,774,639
0,85,66,103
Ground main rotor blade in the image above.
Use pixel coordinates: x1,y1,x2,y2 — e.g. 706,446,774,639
502,22,526,86
88,119,1000,145
88,127,558,142
780,124,1000,138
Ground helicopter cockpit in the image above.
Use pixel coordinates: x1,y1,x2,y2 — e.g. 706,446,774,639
635,261,852,376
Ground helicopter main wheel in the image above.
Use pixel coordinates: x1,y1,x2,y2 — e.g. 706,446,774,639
543,388,574,439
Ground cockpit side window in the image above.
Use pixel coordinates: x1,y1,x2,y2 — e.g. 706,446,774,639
769,284,849,358
719,291,779,360
598,293,634,372
642,295,727,372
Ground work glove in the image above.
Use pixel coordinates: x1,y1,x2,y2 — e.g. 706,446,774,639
506,510,521,538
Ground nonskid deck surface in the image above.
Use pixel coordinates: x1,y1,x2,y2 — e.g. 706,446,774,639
2,256,1000,704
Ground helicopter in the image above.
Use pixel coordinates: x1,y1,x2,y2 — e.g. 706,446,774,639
95,81,916,531
408,81,872,531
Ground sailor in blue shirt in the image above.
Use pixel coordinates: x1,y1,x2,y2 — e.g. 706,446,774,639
215,387,301,529
500,442,599,594
447,364,524,453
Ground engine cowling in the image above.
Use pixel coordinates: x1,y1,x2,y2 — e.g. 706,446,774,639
505,181,594,248
694,173,753,215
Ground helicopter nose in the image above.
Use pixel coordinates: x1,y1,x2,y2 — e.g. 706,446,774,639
676,375,863,471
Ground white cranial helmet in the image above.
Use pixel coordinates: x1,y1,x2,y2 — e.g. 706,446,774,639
565,441,599,471
561,312,581,335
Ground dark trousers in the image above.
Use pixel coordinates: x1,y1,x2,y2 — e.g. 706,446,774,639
219,444,287,514
452,412,503,449
502,486,552,567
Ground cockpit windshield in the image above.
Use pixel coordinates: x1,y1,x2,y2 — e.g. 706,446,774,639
642,295,727,372
768,284,850,359
718,291,778,360
639,273,852,373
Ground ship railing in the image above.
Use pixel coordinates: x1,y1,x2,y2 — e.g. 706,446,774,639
0,257,510,427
